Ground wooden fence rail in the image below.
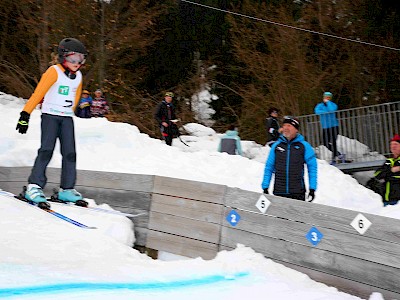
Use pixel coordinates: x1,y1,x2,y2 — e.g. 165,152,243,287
0,167,399,299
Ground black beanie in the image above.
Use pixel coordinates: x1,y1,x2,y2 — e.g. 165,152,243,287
283,116,300,130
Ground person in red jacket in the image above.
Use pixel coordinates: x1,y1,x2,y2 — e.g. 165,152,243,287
15,38,87,208
90,89,109,117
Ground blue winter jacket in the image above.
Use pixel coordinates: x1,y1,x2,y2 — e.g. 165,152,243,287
261,133,317,195
218,130,243,155
314,101,339,129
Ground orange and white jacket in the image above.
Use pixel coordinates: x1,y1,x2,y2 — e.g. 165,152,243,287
23,64,82,117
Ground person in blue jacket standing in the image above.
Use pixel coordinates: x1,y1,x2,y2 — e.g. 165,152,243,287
218,124,243,155
261,116,317,202
314,91,343,164
76,90,92,118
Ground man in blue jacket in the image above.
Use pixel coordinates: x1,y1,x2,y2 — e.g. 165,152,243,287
314,91,342,164
262,116,317,202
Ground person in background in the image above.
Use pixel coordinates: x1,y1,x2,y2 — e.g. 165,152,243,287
314,91,343,164
90,89,109,117
75,89,92,118
154,91,178,146
218,124,243,155
265,107,281,146
262,116,317,202
15,38,87,207
368,134,400,206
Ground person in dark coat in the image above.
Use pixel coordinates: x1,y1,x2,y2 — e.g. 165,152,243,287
262,116,318,202
154,92,178,146
265,107,281,146
368,134,400,206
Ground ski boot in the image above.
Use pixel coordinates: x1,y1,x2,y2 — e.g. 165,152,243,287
20,184,50,210
53,188,88,207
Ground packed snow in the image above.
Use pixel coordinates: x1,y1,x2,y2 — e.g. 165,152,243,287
0,91,394,299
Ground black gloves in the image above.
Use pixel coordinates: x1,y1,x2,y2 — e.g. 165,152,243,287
16,111,30,134
307,189,315,202
263,188,269,194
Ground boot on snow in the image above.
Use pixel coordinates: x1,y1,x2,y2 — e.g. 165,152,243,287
22,184,50,209
56,188,88,207
24,184,47,203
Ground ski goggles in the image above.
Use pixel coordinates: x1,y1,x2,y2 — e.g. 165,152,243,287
165,92,174,97
65,52,86,65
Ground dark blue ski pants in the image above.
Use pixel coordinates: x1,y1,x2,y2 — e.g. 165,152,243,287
28,113,76,189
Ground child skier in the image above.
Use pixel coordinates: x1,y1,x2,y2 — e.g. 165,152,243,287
16,37,88,208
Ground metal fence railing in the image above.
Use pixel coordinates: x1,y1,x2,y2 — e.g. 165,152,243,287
297,101,400,163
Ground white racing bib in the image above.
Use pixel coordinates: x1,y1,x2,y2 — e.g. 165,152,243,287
41,65,82,116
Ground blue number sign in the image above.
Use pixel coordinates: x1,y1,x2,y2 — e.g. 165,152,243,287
305,226,323,246
226,210,241,226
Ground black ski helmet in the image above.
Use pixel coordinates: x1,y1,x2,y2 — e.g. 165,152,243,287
57,38,87,64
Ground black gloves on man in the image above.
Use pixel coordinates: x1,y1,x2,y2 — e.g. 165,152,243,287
16,111,30,134
307,189,315,202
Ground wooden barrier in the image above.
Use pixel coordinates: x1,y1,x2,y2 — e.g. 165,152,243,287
1,167,399,299
146,175,226,259
221,187,400,299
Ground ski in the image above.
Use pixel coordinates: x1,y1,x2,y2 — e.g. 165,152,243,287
0,190,96,229
41,207,97,229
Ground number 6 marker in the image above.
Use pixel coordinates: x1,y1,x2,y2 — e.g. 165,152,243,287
350,213,372,235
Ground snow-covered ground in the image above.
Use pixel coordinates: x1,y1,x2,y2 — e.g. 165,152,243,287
0,91,393,299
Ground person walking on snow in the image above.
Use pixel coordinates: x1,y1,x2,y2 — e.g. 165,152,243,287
261,116,317,202
314,91,343,164
218,124,243,155
16,37,88,207
154,91,178,146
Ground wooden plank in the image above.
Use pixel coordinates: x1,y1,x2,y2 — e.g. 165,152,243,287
148,211,220,244
146,230,218,260
151,194,223,224
224,187,400,243
0,167,31,181
277,260,400,300
220,226,400,294
153,176,226,204
76,170,154,192
134,227,148,247
222,207,400,269
219,244,400,300
0,181,26,195
76,187,152,211
0,167,154,192
0,182,150,228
